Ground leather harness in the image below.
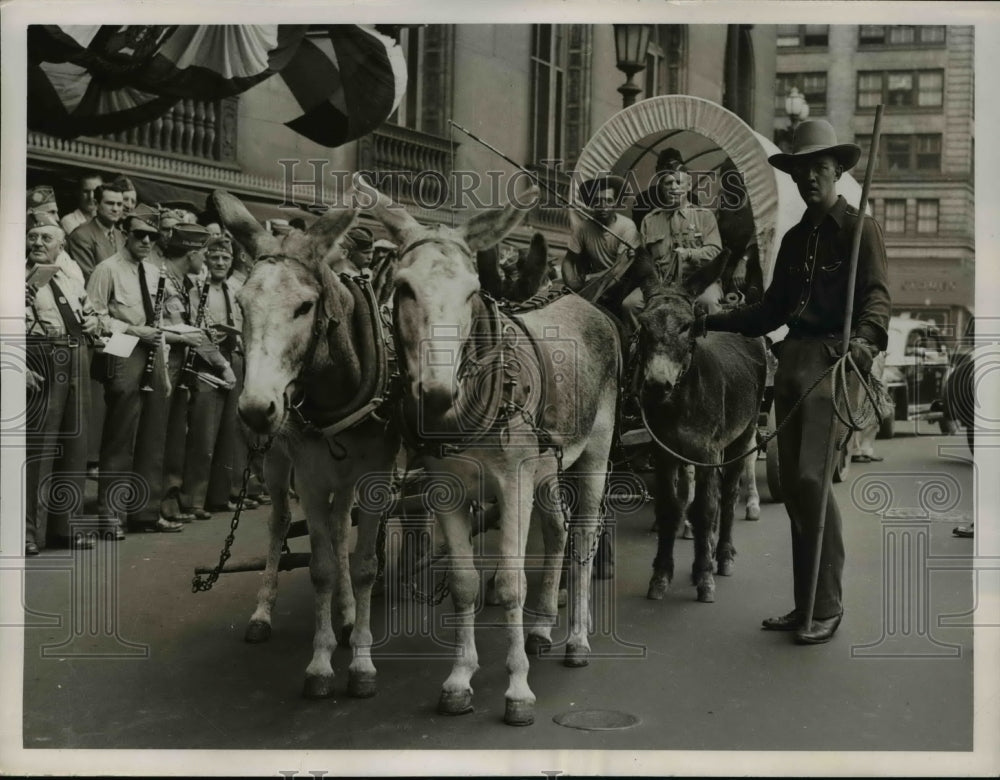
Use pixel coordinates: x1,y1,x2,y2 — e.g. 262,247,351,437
391,237,570,459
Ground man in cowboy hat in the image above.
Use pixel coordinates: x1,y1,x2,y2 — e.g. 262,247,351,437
692,119,891,644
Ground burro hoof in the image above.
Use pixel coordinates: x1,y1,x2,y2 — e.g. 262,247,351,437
717,557,735,577
557,588,568,608
564,642,590,668
525,633,552,656
302,673,336,699
646,576,670,600
337,624,354,647
696,582,716,603
745,505,760,521
244,619,272,644
504,699,535,727
348,670,377,699
438,688,474,716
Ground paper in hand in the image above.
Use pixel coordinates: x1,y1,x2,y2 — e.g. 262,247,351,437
102,332,139,358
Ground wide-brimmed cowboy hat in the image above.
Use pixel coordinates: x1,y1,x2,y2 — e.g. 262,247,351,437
768,119,861,174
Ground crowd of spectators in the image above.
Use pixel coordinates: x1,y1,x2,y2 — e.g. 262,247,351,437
22,171,299,554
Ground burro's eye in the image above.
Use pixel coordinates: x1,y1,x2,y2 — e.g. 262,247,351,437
294,300,314,318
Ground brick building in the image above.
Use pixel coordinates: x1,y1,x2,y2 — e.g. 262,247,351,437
27,23,776,254
774,24,975,338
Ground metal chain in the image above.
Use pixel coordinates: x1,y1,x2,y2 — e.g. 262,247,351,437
406,575,451,606
191,438,273,593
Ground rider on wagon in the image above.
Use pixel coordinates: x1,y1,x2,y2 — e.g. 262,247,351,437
560,174,657,330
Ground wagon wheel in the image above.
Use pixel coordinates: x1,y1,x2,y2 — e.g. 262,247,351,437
832,446,850,484
765,407,782,503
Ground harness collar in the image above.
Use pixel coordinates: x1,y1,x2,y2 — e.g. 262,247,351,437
284,267,395,441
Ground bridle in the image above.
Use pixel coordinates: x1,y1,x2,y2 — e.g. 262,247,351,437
391,238,552,458
632,292,697,404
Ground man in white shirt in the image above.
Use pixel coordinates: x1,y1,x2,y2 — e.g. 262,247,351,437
25,213,103,553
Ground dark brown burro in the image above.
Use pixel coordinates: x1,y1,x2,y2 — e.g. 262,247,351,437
637,260,767,604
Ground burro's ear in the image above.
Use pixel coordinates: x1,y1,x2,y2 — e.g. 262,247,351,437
306,207,358,257
682,247,731,299
345,172,420,242
460,183,540,252
212,190,280,259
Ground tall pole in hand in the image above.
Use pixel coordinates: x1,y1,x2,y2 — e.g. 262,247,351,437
803,104,884,631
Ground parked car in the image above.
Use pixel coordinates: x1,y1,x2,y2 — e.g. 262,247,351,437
941,317,977,451
878,316,951,438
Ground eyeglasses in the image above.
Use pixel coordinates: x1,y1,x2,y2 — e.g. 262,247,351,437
27,231,59,244
130,230,158,241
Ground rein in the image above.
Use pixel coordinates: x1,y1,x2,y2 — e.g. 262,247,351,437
638,349,882,469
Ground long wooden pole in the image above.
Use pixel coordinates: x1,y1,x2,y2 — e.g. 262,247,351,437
802,104,884,631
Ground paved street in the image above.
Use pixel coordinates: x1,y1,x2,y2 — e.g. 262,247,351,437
21,424,977,754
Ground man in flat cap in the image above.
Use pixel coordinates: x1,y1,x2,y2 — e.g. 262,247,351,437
28,186,86,288
156,222,232,523
24,213,102,553
184,234,247,518
693,119,891,644
86,213,208,533
66,183,126,282
334,225,376,278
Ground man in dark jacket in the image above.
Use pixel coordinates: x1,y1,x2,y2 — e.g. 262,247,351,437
693,119,891,644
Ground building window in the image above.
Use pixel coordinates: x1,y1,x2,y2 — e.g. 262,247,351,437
884,200,907,233
917,71,944,106
776,24,828,47
916,200,939,234
776,72,827,114
531,24,567,165
391,25,453,137
858,26,946,46
859,134,943,174
856,70,944,109
645,26,667,98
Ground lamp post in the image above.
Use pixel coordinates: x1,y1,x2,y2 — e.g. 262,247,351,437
613,24,652,108
777,87,810,151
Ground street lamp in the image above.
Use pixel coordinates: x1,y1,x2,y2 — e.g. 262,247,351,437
613,24,652,108
784,87,811,128
776,87,811,152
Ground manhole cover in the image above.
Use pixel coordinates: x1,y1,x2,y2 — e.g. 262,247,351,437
553,709,641,731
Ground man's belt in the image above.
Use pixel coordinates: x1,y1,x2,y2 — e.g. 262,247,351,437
25,334,81,348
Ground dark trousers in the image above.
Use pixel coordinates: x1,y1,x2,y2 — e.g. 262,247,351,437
773,338,856,620
181,384,227,510
206,353,249,506
25,342,89,547
97,345,181,525
163,384,191,496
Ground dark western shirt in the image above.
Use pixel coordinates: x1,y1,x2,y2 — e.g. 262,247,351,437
705,196,891,350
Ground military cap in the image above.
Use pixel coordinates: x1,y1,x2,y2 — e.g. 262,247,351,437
346,226,374,251
168,222,211,251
